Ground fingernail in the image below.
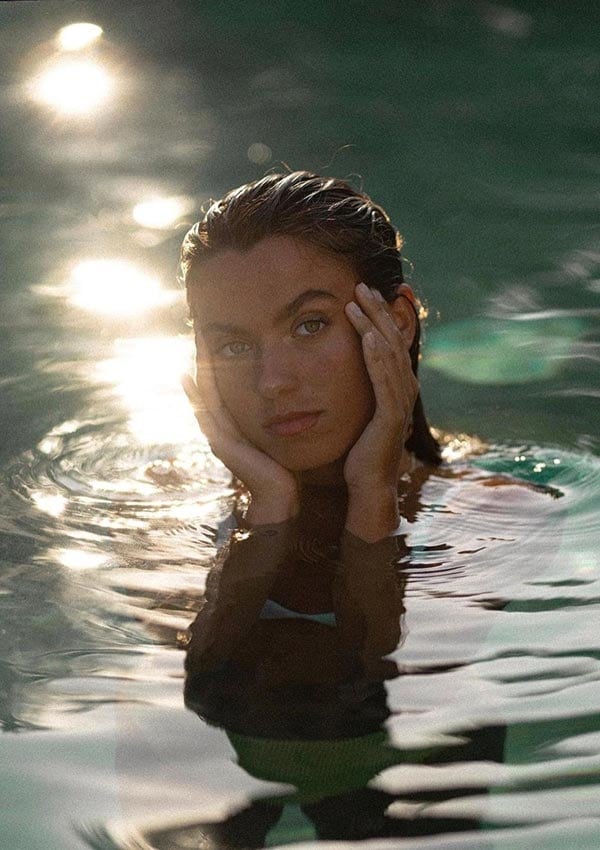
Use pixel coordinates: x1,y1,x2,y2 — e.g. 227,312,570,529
346,302,363,318
357,282,371,298
371,288,385,302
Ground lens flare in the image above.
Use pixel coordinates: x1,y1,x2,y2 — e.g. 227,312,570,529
32,57,112,115
69,260,171,316
57,22,103,51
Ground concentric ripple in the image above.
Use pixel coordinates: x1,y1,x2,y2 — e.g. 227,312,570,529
2,416,232,547
402,445,600,603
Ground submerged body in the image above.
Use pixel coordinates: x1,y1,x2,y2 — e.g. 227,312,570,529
178,172,561,842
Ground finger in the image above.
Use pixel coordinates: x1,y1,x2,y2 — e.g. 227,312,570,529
181,373,210,420
362,332,402,424
354,283,404,349
345,296,418,413
181,373,218,445
193,358,223,415
346,295,417,401
344,299,381,340
345,295,401,362
193,334,223,411
181,372,202,410
346,303,400,384
365,326,420,433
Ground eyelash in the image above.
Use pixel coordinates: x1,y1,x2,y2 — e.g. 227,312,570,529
215,316,329,358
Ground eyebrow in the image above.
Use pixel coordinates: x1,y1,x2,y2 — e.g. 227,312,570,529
199,288,339,335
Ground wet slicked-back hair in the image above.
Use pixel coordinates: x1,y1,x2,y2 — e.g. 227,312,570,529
180,171,441,466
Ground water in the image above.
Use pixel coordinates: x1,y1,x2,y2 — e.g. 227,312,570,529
1,1,599,848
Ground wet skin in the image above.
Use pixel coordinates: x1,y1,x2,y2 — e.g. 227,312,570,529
184,235,418,539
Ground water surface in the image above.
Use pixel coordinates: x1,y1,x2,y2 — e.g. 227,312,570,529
1,2,599,848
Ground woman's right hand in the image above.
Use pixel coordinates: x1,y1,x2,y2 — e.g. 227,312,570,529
182,337,299,526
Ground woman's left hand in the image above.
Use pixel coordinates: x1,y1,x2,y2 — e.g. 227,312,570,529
342,283,419,541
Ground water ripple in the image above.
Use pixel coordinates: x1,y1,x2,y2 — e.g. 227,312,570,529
3,417,231,544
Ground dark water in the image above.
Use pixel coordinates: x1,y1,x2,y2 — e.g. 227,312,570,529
1,2,599,848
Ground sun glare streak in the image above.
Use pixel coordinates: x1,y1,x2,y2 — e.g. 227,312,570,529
31,57,112,115
57,23,103,51
132,197,191,229
95,336,199,445
69,260,173,316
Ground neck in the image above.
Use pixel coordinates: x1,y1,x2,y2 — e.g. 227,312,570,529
298,458,346,489
298,447,417,491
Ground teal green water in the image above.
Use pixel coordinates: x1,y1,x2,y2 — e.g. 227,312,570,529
1,1,599,848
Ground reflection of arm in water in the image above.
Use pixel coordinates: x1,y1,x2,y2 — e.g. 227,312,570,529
334,530,405,675
184,517,298,673
185,514,407,680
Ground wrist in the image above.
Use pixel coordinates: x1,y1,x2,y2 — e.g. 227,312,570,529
245,488,299,527
345,485,400,543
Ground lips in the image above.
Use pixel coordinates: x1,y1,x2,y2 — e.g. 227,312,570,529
265,411,322,437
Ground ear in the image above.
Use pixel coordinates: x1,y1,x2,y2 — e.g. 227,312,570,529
389,284,418,349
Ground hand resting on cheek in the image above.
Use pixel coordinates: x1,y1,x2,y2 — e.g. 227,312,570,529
182,333,300,527
183,280,419,543
342,282,419,542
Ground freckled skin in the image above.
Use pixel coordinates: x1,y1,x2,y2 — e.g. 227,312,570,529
190,236,376,478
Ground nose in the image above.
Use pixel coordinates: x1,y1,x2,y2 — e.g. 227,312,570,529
255,342,299,399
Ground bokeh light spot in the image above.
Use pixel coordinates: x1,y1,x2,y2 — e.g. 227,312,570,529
31,491,67,517
95,336,198,445
132,196,188,229
425,317,584,384
247,142,272,164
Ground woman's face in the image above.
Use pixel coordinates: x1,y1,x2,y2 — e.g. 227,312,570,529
190,236,377,479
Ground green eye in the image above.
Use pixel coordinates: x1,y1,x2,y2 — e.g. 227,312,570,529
296,318,326,336
220,340,251,357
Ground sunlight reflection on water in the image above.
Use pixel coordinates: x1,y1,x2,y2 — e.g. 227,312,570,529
56,23,103,52
70,260,175,316
30,56,113,115
94,335,197,445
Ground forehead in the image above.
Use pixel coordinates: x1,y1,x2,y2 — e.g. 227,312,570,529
189,236,359,321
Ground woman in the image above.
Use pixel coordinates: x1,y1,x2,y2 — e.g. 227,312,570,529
180,169,440,526
179,170,443,664
177,173,512,843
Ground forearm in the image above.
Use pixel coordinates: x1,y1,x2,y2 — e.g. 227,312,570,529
344,485,400,543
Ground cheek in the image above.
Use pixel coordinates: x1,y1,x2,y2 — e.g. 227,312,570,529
332,333,373,399
212,366,254,421
316,332,375,432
